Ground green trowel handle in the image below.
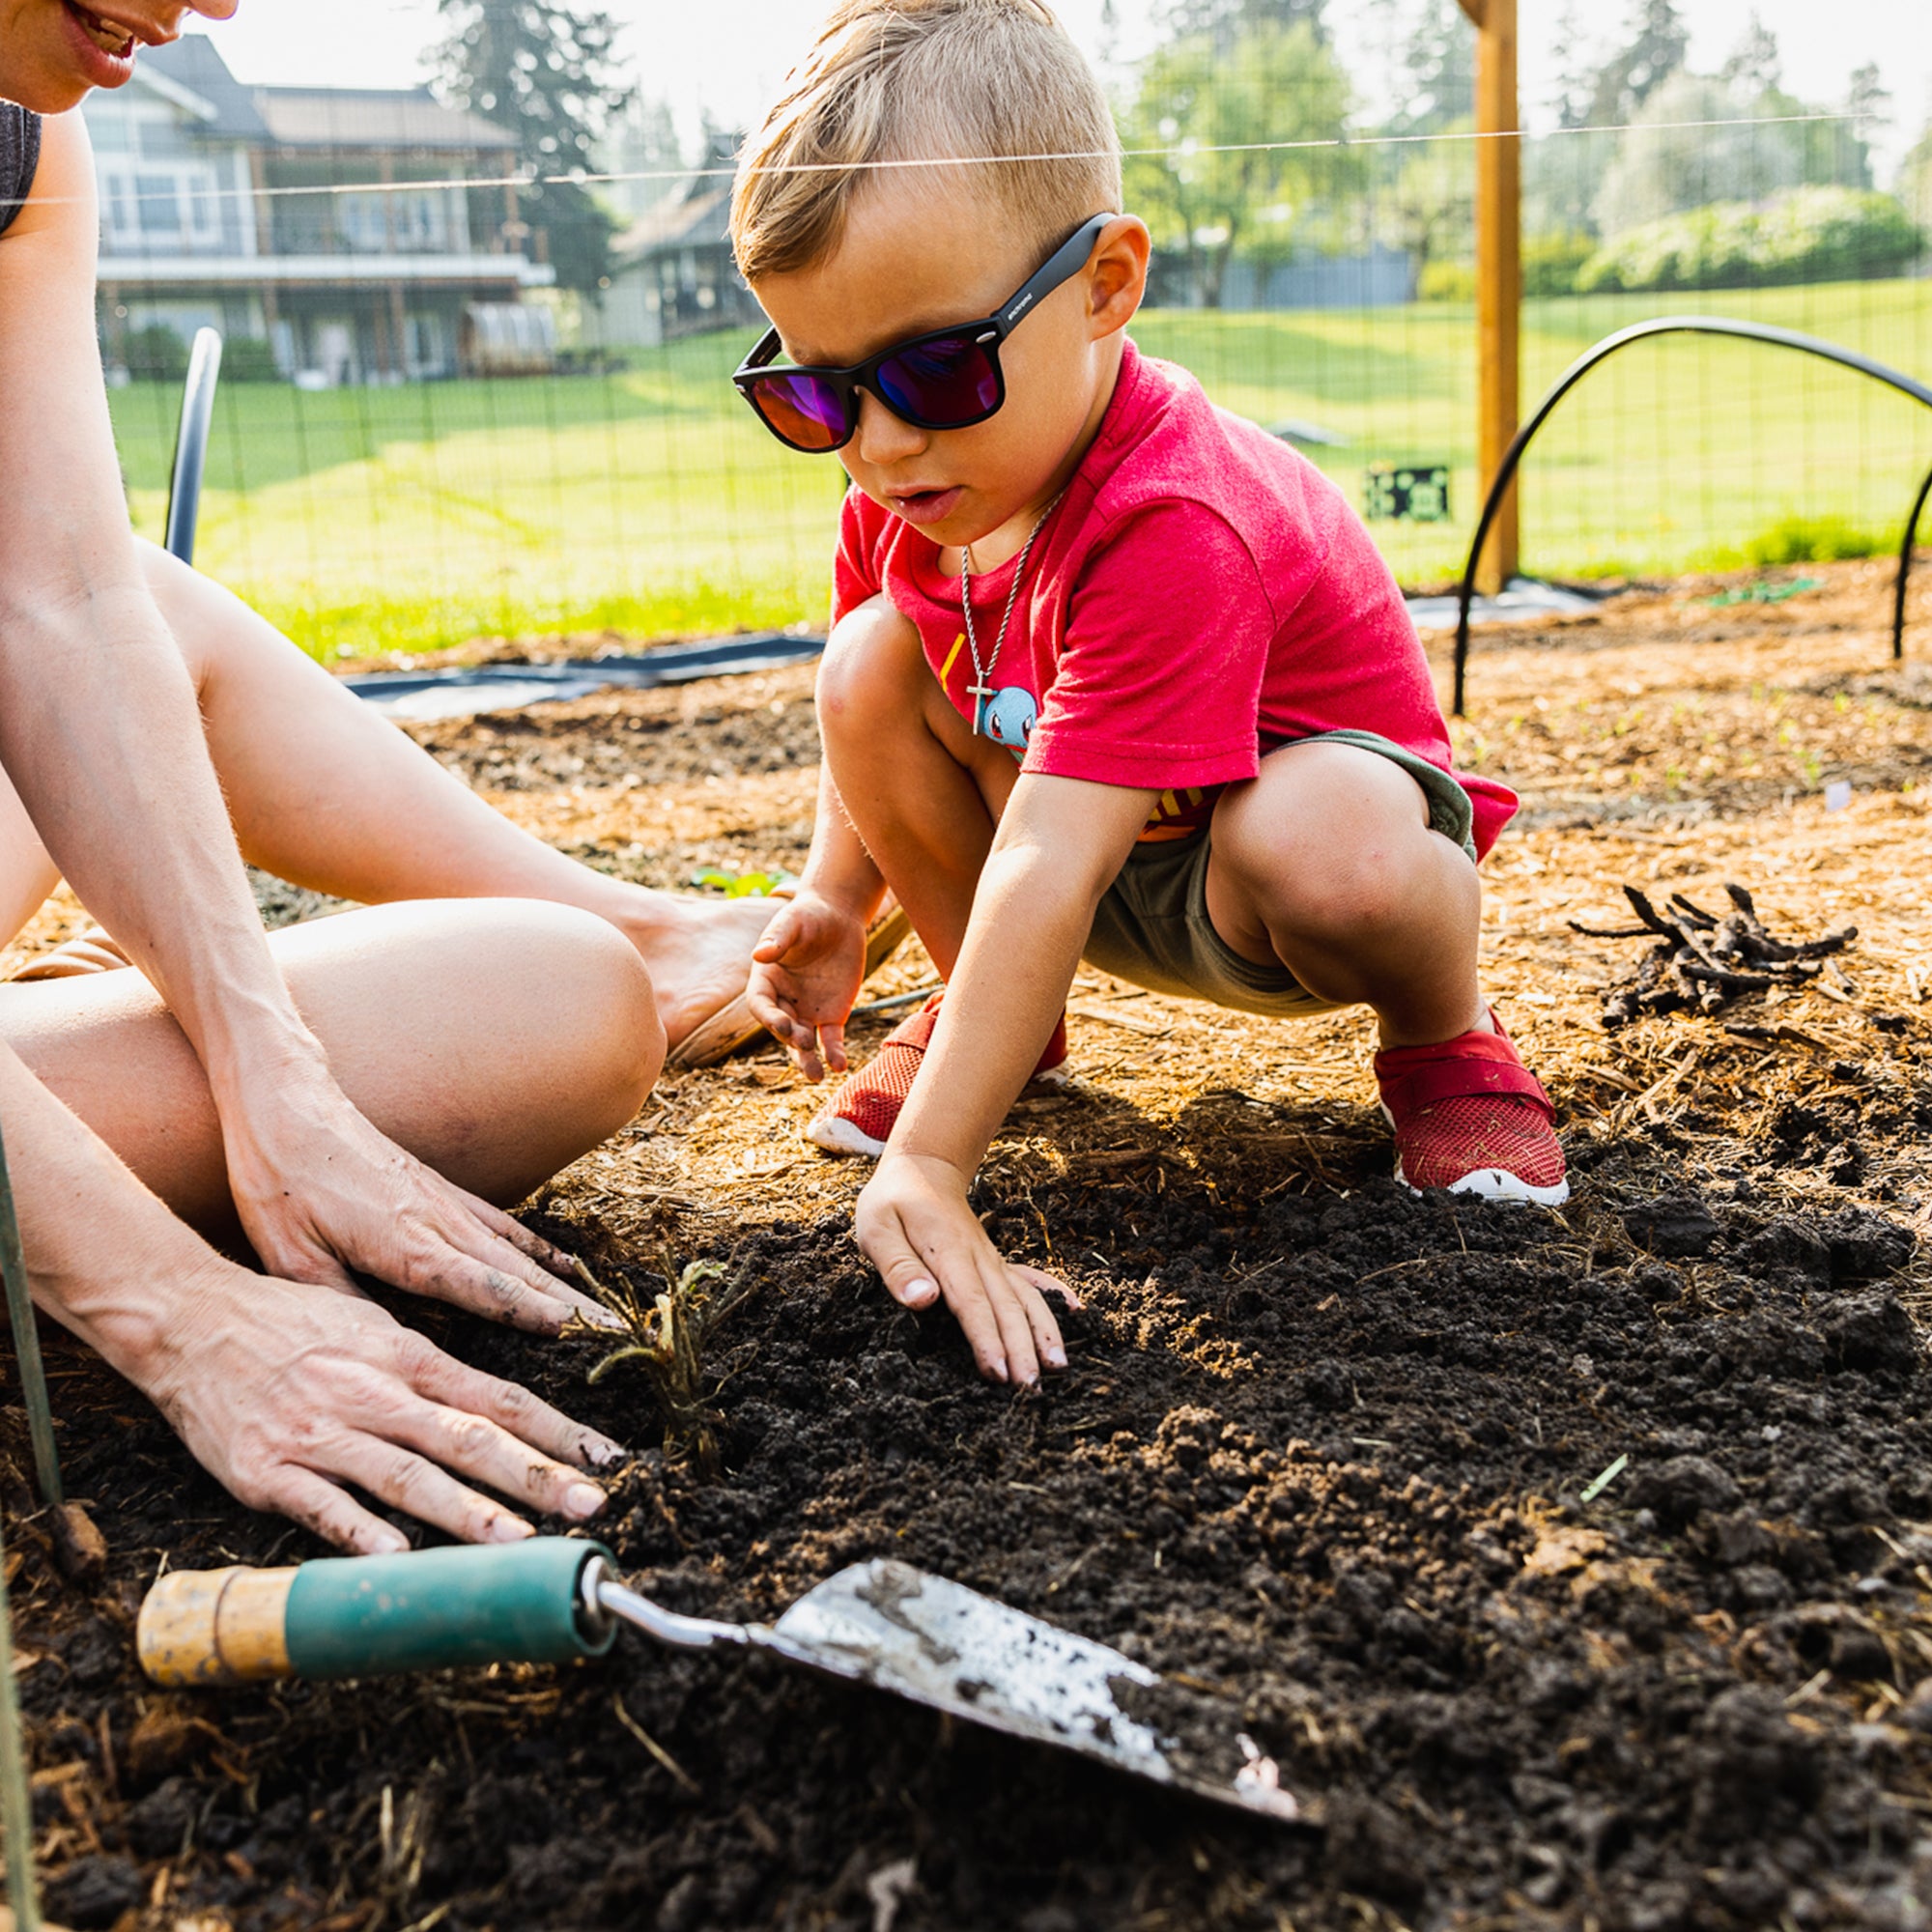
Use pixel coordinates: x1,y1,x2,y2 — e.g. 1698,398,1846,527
138,1538,615,1688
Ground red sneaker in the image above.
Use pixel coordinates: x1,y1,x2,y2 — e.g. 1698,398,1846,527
805,992,1068,1158
1373,1012,1568,1206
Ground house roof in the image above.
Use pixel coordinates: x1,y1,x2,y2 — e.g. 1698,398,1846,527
250,88,518,154
135,35,270,138
135,34,517,154
612,182,733,263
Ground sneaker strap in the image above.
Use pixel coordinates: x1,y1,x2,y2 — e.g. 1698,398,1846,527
1374,1027,1554,1122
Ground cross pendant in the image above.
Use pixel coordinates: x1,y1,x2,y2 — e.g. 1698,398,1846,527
966,680,995,734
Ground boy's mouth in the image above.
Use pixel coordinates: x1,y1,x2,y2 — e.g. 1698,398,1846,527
889,485,963,527
63,1,139,57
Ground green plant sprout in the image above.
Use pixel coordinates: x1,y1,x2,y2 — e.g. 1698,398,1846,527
577,1250,753,1475
688,867,796,897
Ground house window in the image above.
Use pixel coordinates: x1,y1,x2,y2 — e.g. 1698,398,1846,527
135,115,192,161
405,311,447,374
135,173,181,235
101,174,131,240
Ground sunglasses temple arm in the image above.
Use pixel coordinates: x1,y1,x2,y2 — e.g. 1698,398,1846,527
991,213,1117,335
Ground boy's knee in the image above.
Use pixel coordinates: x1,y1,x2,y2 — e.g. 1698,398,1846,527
816,598,923,741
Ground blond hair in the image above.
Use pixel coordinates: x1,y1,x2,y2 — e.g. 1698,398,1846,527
730,0,1121,283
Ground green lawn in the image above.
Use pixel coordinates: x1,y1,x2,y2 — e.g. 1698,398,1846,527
107,278,1932,660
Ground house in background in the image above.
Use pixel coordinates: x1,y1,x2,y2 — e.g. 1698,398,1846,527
85,35,554,383
581,133,762,352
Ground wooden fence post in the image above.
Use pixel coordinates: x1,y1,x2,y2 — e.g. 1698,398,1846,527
1458,0,1521,594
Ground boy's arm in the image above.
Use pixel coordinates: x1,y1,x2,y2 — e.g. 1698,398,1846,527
747,763,888,1080
855,771,1157,1384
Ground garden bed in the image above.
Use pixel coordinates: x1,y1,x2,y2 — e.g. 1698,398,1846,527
5,555,1932,1931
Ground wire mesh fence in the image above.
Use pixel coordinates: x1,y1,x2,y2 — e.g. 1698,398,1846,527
94,78,1932,659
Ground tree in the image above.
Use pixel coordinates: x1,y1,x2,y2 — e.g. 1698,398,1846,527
1379,114,1474,275
1902,117,1932,243
1122,20,1354,305
1593,72,1800,234
1718,14,1779,98
1384,0,1474,139
1840,64,1890,191
1581,0,1689,129
598,97,685,224
432,0,634,296
1548,2,1601,130
1158,0,1327,60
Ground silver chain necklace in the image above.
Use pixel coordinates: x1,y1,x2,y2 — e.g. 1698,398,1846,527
960,493,1063,735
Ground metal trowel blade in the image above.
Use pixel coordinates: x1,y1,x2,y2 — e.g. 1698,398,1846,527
755,1559,1303,1823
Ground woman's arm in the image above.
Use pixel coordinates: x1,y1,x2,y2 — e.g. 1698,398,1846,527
0,115,595,1326
0,1035,618,1551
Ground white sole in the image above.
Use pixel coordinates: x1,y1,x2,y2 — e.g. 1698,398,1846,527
1393,1159,1570,1207
805,1112,886,1159
1381,1102,1570,1206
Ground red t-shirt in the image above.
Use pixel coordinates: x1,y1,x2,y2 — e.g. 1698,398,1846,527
831,338,1516,856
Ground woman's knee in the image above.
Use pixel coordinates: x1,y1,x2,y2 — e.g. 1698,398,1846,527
278,897,665,1159
815,598,923,748
516,902,665,1138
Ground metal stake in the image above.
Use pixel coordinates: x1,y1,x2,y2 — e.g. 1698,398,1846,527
0,1505,40,1931
0,1117,59,1508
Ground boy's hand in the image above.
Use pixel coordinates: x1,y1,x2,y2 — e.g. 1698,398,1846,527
745,889,869,1081
855,1152,1076,1385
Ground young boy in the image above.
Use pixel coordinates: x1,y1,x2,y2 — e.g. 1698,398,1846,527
731,0,1567,1389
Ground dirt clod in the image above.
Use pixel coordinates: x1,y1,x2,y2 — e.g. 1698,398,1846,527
1623,1191,1722,1258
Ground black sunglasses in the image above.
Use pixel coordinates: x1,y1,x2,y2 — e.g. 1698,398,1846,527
732,212,1117,453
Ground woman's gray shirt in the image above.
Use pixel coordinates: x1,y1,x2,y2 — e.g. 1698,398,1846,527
0,104,41,236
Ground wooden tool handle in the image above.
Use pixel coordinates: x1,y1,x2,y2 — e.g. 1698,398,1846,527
138,1540,616,1688
138,1564,298,1687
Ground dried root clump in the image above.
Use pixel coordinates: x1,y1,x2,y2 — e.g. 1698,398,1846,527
575,1249,754,1476
1573,882,1856,1031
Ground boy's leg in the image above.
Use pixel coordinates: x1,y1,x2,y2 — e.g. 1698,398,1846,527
1203,740,1564,1203
132,541,776,1049
1201,740,1484,1046
814,599,1019,979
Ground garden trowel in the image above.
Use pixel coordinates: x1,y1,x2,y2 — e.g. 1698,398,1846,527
139,1539,1301,1823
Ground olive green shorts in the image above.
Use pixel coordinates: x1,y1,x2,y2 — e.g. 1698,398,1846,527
1079,730,1478,1019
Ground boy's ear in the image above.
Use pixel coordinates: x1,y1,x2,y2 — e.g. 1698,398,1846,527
1086,216,1150,341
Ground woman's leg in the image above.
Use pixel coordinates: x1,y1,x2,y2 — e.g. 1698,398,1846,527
0,746,60,950
0,896,663,1232
137,540,775,1047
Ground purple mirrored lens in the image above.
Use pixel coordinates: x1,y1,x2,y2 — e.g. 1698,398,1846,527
875,335,1000,426
753,372,850,450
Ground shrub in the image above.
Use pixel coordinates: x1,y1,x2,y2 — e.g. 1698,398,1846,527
1417,259,1476,303
218,336,283,383
122,322,188,382
1523,231,1595,298
1577,186,1923,294
1745,515,1888,565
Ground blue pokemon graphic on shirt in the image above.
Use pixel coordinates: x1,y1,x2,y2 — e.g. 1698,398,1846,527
980,685,1038,755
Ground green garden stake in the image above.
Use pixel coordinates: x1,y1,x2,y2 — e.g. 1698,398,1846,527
0,1116,59,1507
0,1508,43,1931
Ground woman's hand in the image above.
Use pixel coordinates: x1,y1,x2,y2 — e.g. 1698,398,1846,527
854,1151,1075,1385
745,890,871,1081
150,1259,623,1553
221,1065,618,1336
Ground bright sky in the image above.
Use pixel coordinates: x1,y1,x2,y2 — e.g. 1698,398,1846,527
206,0,1931,185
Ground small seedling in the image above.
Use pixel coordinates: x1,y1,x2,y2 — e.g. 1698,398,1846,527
578,1249,752,1475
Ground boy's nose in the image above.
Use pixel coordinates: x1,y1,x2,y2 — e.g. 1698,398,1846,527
852,388,928,467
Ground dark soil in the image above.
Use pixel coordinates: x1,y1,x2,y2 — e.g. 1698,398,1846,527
11,1129,1932,1932
7,575,1932,1931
